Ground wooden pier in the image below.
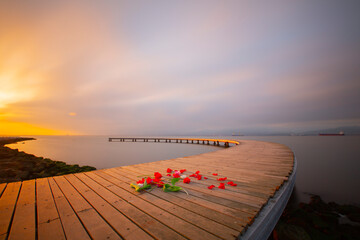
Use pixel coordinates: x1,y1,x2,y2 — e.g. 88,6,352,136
0,139,295,240
109,137,240,147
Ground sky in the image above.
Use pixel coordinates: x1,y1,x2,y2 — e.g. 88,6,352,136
1,0,360,136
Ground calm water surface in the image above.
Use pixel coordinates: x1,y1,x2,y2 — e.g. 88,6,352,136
7,136,218,169
7,135,360,205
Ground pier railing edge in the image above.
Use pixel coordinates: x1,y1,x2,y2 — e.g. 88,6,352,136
238,155,297,240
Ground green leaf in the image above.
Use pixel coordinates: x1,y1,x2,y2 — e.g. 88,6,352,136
163,183,171,192
143,178,149,187
163,183,182,192
138,184,151,192
171,178,180,186
170,186,182,192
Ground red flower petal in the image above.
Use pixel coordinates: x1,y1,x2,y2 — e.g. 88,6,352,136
154,172,162,179
197,175,202,180
189,174,197,177
166,173,171,176
225,181,237,186
218,183,225,189
195,170,200,174
204,177,208,179
137,178,145,184
173,173,180,178
183,177,191,184
217,177,227,181
208,185,215,189
180,169,186,173
146,177,153,184
167,168,173,173
212,173,218,176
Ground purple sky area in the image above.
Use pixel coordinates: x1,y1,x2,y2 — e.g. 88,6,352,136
1,0,360,135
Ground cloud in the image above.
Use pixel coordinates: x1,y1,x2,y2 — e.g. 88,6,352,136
1,1,359,135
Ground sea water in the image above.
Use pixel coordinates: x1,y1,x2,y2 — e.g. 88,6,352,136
6,135,217,169
7,135,360,205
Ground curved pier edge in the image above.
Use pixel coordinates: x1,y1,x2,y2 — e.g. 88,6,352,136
239,156,297,240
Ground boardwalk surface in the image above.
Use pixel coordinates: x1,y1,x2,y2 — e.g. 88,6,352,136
0,139,294,240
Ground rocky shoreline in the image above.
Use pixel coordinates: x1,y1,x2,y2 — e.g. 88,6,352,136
0,137,96,183
270,195,360,240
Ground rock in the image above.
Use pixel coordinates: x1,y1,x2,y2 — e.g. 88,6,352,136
272,195,360,240
275,221,311,240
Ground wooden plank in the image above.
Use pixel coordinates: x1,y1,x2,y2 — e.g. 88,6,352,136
78,172,187,240
64,174,153,240
48,178,91,240
89,171,222,240
0,182,21,240
36,178,66,240
172,157,292,177
53,176,121,240
94,170,240,239
0,183,6,197
8,180,36,240
168,152,292,174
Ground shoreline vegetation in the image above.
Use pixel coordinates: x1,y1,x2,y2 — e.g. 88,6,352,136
0,137,96,183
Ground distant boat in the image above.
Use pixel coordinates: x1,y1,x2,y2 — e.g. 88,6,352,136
319,131,345,136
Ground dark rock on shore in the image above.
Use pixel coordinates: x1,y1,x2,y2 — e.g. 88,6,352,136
0,137,96,183
270,195,360,240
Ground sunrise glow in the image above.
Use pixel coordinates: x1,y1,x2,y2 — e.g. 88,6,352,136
0,121,71,136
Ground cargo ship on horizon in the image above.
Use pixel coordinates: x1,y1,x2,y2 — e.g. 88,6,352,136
319,131,345,136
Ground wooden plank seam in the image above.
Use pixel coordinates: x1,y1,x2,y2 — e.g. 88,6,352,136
50,177,92,239
5,183,22,240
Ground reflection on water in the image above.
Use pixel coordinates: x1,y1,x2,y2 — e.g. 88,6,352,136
7,135,360,205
